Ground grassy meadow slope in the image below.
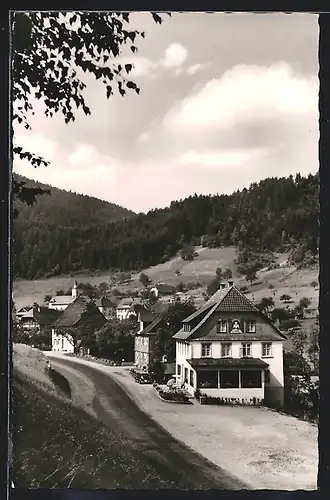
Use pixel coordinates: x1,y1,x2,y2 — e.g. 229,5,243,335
13,245,319,316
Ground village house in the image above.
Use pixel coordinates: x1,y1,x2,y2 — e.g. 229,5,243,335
19,304,61,332
16,305,33,321
134,302,175,379
173,281,286,407
94,295,119,320
116,297,146,321
51,296,106,353
149,283,176,299
48,281,78,311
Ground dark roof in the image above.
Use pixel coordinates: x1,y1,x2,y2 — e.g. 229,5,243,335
34,308,62,325
94,296,119,308
138,310,156,322
151,301,170,314
117,297,142,308
187,358,269,369
174,285,285,341
193,331,284,342
137,315,165,336
53,296,106,328
20,307,62,326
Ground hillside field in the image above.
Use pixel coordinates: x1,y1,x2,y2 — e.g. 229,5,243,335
13,245,319,317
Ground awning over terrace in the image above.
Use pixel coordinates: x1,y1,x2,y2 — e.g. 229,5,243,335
187,358,269,369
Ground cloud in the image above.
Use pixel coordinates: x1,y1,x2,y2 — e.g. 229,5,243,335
160,43,188,69
186,63,207,75
177,148,269,168
163,62,318,131
15,134,58,161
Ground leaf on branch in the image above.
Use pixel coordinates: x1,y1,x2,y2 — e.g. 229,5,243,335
126,81,136,89
152,13,163,24
130,46,137,53
124,64,133,74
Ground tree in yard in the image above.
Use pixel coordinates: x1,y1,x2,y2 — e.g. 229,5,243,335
280,294,292,304
12,11,168,213
206,277,221,297
44,294,52,303
95,317,136,362
139,272,151,288
12,319,30,344
151,299,197,365
222,267,232,280
256,296,275,315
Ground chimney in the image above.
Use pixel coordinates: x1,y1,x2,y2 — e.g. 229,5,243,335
220,283,226,289
228,280,234,288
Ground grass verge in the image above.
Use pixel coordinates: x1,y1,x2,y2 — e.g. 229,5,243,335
12,372,193,489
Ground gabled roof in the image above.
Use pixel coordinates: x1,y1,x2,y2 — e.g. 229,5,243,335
20,307,61,326
53,296,106,328
94,296,119,308
137,315,165,336
174,285,285,341
151,301,170,315
49,295,73,305
138,310,156,323
117,297,142,309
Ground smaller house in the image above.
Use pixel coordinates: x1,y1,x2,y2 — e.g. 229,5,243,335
134,302,171,370
48,281,78,311
94,296,119,320
52,296,106,353
150,283,176,299
116,297,145,321
20,305,61,332
16,306,33,321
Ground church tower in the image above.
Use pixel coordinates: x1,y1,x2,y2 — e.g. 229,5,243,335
72,281,78,299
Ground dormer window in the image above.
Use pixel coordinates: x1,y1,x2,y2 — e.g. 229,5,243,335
183,323,191,332
217,320,227,333
246,321,256,333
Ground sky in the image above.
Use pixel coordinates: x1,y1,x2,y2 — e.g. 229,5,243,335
13,12,319,213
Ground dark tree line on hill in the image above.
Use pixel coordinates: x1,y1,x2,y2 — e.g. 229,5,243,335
13,172,319,279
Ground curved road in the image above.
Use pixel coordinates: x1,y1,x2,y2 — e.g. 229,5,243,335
49,356,248,490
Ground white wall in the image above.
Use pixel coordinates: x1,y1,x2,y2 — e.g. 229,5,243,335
52,328,74,353
48,303,69,311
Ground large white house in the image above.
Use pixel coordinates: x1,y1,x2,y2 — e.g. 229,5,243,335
173,282,286,407
48,282,78,311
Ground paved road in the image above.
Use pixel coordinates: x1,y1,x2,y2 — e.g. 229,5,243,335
50,356,249,490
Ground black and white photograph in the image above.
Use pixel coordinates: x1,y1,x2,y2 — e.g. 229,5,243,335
10,11,319,491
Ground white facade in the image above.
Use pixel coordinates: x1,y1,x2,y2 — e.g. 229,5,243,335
48,283,78,311
116,307,136,321
175,339,284,406
51,328,74,353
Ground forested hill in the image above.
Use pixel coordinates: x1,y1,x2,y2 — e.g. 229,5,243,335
13,172,319,279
